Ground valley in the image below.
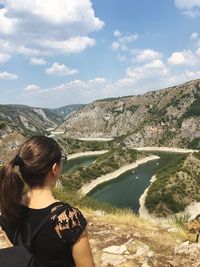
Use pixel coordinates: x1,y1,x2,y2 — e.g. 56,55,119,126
1,79,200,266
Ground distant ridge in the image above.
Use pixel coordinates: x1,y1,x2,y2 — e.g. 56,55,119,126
56,79,200,149
0,104,84,136
48,104,85,120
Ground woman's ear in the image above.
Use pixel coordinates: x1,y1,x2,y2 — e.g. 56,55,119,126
51,163,60,177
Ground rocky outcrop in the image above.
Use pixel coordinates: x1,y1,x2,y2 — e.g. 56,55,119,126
0,104,83,136
0,105,57,135
49,104,85,120
56,79,200,149
145,153,200,217
2,208,200,267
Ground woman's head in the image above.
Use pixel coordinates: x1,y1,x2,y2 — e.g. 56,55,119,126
16,135,62,187
0,135,62,223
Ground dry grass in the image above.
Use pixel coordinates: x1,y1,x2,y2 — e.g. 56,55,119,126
81,207,189,267
82,207,159,230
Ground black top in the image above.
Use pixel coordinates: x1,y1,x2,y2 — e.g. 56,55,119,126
0,202,87,267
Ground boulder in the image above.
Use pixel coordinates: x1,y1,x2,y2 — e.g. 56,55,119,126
102,244,128,255
101,253,127,266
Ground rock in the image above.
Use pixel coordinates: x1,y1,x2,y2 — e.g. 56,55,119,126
142,262,151,267
124,238,135,245
134,244,154,258
174,241,200,255
124,255,134,260
102,245,129,255
133,232,141,238
126,233,131,239
167,227,178,233
94,210,105,216
101,253,127,266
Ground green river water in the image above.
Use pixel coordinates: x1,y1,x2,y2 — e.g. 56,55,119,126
63,152,182,213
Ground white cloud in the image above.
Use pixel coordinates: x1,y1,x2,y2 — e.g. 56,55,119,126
0,42,41,56
113,30,122,37
24,77,107,94
175,0,200,17
43,61,170,101
102,59,170,97
37,36,95,54
135,49,162,62
111,32,138,51
46,62,78,76
175,0,200,9
24,84,42,94
168,50,197,65
0,71,18,80
5,0,104,29
0,52,11,63
88,77,107,86
4,0,104,31
196,47,200,56
20,61,200,107
191,32,199,40
118,34,138,44
126,60,169,80
169,70,200,85
52,77,107,92
22,77,108,106
117,54,127,62
111,42,120,51
0,0,104,56
0,8,16,34
30,57,46,65
186,10,200,17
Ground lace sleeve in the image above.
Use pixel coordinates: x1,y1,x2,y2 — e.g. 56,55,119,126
0,215,5,230
52,205,87,245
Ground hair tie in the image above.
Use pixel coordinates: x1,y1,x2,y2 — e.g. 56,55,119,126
13,155,24,167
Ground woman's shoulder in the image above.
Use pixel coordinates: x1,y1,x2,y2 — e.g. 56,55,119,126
51,202,87,245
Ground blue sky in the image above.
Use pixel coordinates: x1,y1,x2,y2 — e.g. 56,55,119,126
0,0,200,108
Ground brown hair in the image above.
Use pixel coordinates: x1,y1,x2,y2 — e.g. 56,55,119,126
0,135,62,224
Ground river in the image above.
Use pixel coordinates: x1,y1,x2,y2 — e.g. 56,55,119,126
88,151,182,213
62,151,182,213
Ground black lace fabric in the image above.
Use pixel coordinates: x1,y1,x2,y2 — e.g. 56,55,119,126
51,204,87,245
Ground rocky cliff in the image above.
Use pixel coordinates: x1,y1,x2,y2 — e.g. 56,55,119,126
0,104,57,135
57,79,200,149
1,207,200,267
145,152,200,217
0,104,83,136
49,104,85,120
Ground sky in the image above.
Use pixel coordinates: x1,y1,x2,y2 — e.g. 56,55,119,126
0,0,200,108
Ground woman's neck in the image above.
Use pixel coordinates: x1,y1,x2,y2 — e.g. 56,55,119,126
22,186,58,209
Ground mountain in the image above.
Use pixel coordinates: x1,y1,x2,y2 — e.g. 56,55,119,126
0,104,57,136
48,104,85,120
56,79,200,149
145,152,200,217
0,104,83,137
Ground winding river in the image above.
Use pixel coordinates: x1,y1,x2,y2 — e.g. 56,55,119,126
89,151,182,212
63,151,182,213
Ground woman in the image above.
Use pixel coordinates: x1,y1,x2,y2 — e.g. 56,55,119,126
0,135,95,267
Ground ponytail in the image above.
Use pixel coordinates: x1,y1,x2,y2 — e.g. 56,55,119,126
0,160,24,224
0,135,62,224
